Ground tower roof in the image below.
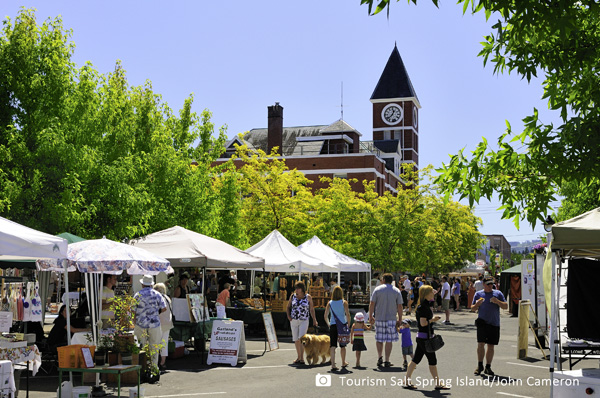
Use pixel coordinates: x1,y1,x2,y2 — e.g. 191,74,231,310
371,45,419,103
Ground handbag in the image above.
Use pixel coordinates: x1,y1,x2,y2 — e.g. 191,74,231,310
330,304,351,345
423,320,444,353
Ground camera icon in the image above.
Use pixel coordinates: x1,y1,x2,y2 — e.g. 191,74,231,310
315,373,332,387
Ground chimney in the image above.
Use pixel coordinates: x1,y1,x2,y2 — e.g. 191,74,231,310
267,103,283,155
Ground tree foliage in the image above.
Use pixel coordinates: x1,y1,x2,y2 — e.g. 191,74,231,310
361,0,600,227
0,9,239,243
234,148,483,274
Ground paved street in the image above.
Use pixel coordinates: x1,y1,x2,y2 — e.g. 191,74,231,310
28,309,573,398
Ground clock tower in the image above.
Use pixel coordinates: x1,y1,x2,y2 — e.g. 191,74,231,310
371,44,420,170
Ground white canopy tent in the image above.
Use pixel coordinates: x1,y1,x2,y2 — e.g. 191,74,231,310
129,226,264,269
547,207,600,396
297,236,371,287
245,230,335,274
0,216,68,259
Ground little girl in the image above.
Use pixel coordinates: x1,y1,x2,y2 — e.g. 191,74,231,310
350,312,370,368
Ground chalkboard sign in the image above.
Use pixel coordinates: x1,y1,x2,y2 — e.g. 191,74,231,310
262,312,279,351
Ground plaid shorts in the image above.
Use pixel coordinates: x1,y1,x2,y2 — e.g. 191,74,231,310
375,320,399,343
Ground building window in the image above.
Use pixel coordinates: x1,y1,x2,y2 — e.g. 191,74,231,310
383,130,391,140
333,173,347,179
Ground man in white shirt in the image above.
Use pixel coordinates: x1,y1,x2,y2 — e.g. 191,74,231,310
370,273,382,296
474,275,484,292
402,275,413,315
441,276,452,324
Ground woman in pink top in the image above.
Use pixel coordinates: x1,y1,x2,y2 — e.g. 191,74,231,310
217,283,231,306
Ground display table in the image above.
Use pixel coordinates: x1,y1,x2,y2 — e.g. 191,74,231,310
224,307,363,334
0,345,41,397
59,365,141,398
0,345,41,376
562,344,600,369
170,319,214,347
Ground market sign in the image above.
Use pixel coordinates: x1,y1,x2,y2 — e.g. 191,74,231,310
475,259,485,267
207,320,247,366
262,312,279,351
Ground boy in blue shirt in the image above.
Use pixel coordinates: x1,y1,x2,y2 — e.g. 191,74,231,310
399,319,414,369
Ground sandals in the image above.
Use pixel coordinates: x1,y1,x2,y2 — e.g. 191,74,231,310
384,361,394,367
331,366,339,371
292,359,305,365
435,383,451,390
342,362,349,368
403,383,417,390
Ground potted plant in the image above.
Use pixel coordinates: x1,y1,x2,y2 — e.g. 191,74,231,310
95,333,115,366
110,295,138,353
140,330,164,384
121,342,140,365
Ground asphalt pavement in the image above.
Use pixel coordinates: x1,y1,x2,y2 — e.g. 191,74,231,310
28,308,586,398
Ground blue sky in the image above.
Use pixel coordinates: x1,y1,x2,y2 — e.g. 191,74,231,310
2,1,560,243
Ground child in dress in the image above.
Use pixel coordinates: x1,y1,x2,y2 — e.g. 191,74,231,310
350,312,370,368
399,319,414,368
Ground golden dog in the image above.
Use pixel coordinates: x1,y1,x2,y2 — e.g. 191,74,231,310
300,334,330,365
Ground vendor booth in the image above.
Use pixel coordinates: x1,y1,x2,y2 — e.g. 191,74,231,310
0,217,68,397
297,236,371,306
547,207,600,397
500,264,521,316
129,226,266,361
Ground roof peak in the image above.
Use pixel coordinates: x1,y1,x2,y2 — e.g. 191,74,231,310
370,45,419,102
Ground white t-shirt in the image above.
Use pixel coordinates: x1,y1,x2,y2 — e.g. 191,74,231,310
441,282,451,299
403,279,412,291
474,280,484,291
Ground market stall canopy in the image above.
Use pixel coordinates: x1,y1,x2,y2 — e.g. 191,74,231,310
0,216,68,259
552,207,600,257
129,226,264,269
246,230,335,273
297,236,371,272
37,238,172,275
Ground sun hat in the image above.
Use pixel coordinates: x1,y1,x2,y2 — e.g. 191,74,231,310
402,319,410,325
354,312,365,322
140,275,155,286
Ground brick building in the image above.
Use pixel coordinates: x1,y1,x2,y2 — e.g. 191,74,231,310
217,45,420,195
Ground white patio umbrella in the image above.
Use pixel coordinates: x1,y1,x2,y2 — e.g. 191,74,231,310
37,238,170,388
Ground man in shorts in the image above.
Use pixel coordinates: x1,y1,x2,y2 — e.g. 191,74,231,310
369,273,403,367
471,276,508,376
441,276,452,324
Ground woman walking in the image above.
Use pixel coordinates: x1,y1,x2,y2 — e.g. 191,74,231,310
324,286,351,371
404,285,450,391
154,283,173,371
286,281,318,365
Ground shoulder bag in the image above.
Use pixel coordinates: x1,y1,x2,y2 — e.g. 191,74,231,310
423,316,444,353
330,304,351,345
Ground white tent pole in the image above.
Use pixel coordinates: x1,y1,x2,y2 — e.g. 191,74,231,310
250,270,254,297
64,260,72,346
96,272,103,387
549,248,557,397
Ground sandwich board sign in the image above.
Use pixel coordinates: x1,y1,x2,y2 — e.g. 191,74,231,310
207,320,247,366
262,312,279,351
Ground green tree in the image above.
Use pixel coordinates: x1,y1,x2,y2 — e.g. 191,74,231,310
361,0,600,228
0,9,236,241
235,145,314,247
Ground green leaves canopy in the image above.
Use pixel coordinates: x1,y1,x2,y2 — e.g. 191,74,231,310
361,0,600,227
0,9,239,244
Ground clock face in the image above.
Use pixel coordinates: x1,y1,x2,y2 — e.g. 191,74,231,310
413,106,418,128
382,103,403,125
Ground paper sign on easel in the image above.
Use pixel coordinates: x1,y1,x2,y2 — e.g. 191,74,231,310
207,320,247,366
262,312,279,351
